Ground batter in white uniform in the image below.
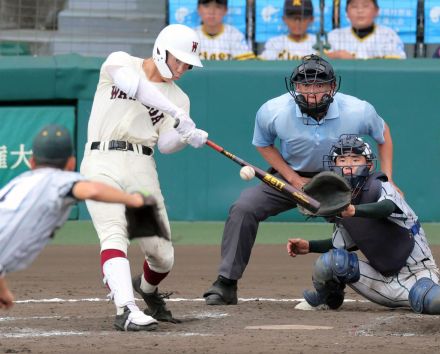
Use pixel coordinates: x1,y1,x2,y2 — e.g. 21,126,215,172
288,135,440,314
80,24,208,331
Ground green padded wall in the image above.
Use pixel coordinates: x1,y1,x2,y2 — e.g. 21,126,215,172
0,56,438,221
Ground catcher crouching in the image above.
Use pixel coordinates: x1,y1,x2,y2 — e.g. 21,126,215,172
288,134,440,314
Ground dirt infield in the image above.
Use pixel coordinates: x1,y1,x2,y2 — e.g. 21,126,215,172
2,244,440,354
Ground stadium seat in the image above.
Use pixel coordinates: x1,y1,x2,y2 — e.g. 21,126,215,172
167,0,248,35
424,0,440,43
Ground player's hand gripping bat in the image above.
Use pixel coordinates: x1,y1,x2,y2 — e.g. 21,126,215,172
205,140,320,214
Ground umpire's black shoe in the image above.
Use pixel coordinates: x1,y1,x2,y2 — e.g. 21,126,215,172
114,306,158,332
132,275,180,323
203,275,238,305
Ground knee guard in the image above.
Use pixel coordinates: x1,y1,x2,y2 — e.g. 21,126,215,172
314,249,360,285
409,277,440,315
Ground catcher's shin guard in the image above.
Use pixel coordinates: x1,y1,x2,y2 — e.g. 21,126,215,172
314,249,360,284
409,277,440,315
303,280,346,310
203,276,238,305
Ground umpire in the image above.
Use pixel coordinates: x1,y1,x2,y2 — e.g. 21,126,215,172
203,54,397,305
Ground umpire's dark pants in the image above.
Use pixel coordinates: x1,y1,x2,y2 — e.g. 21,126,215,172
218,175,298,280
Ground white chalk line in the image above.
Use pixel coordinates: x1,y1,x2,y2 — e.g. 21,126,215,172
14,297,369,304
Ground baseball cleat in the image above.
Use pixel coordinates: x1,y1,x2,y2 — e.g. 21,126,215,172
114,306,158,332
132,275,180,323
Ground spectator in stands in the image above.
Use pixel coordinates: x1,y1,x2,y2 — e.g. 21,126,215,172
327,0,406,59
259,0,317,60
433,46,440,58
196,0,255,60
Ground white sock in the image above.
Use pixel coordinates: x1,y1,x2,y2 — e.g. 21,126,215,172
103,257,140,315
140,275,158,294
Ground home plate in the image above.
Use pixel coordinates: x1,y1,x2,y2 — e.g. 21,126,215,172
245,325,333,330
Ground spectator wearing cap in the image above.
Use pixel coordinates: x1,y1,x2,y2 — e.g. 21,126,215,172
195,0,255,60
327,0,406,59
0,124,152,312
259,0,317,60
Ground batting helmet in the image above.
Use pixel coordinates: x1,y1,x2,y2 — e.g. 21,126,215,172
323,134,376,191
153,24,203,79
286,54,340,120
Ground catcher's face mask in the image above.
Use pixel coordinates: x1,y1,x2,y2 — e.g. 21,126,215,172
323,134,376,193
285,54,340,122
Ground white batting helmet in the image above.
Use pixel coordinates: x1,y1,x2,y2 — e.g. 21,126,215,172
153,24,203,79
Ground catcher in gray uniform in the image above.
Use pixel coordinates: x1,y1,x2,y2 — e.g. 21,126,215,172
287,134,440,314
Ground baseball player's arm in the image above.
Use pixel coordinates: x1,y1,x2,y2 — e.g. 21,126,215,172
256,145,310,190
104,52,191,124
0,276,14,310
340,199,398,218
287,238,333,257
72,181,144,207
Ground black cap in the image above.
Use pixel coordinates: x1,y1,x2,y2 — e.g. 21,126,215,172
284,0,314,18
32,124,73,165
198,0,227,6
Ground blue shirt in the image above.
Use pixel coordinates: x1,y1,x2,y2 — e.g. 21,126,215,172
252,92,385,172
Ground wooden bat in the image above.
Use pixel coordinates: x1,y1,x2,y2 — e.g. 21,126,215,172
205,140,320,213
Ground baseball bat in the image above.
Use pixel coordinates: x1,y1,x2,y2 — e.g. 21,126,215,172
205,140,320,213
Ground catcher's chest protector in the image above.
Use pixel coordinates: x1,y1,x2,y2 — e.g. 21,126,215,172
339,172,415,276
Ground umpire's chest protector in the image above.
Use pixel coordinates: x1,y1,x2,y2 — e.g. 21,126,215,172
339,172,415,277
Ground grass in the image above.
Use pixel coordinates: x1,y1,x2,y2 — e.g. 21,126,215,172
52,221,440,245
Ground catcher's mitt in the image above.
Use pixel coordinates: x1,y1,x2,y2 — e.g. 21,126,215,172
298,171,352,217
125,192,170,240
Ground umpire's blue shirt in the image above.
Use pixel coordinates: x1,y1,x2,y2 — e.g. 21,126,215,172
252,92,385,173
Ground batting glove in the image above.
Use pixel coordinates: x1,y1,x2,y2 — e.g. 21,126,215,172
181,128,208,148
174,113,196,136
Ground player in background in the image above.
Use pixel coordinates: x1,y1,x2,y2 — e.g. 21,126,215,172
288,135,440,314
80,24,208,330
326,0,406,59
203,54,398,306
196,0,255,60
259,0,317,60
0,125,157,327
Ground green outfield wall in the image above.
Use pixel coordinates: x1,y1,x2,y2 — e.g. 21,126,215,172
0,55,439,221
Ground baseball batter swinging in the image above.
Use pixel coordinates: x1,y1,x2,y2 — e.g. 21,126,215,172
80,24,208,331
288,135,440,314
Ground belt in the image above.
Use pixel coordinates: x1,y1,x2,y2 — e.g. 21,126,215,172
90,141,153,156
410,220,421,236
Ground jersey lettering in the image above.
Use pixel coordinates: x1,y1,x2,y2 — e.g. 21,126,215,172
110,86,135,100
200,51,232,61
144,105,165,125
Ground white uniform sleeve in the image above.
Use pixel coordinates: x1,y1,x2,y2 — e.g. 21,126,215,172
104,51,192,124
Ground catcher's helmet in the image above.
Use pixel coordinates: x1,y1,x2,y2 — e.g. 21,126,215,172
153,24,203,79
323,134,376,191
286,55,340,120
